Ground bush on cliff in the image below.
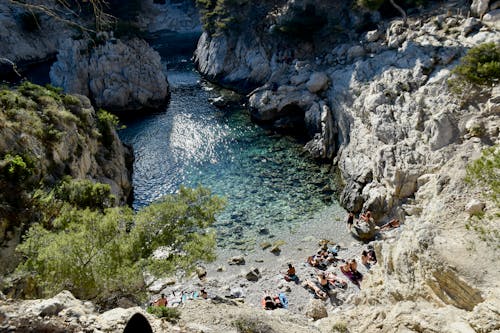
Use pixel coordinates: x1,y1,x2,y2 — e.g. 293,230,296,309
16,186,225,303
465,145,500,249
452,43,500,87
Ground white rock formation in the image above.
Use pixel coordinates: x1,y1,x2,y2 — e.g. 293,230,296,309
50,37,169,112
195,32,271,90
471,0,491,17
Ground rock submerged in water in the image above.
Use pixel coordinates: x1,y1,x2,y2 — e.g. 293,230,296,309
50,36,169,113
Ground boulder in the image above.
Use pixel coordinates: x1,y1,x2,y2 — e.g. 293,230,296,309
305,299,328,320
147,277,176,293
306,72,329,93
482,9,500,29
470,0,490,17
228,256,245,265
51,37,169,112
365,30,381,43
245,267,261,282
465,199,485,215
461,17,482,36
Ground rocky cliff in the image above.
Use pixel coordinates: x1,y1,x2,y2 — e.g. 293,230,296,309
0,83,132,273
192,0,500,332
50,36,169,112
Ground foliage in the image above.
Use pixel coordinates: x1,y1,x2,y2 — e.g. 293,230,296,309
464,145,500,250
232,317,276,333
133,186,226,276
146,306,181,323
466,145,500,203
16,186,225,302
0,154,34,181
54,177,116,210
452,43,500,87
97,108,120,147
331,322,349,333
195,0,244,35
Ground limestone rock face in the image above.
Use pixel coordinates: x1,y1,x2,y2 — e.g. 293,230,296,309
50,37,169,112
194,32,271,91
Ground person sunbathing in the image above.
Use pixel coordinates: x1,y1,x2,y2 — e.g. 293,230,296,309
360,211,373,223
317,272,330,290
302,280,328,300
326,272,348,289
380,218,401,231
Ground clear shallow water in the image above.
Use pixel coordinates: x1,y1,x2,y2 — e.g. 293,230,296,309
119,62,338,249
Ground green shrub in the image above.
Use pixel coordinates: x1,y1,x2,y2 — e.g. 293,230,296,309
146,306,181,323
54,177,116,210
16,186,225,303
464,145,500,249
466,145,499,203
232,317,275,333
0,154,34,181
452,43,500,86
97,108,120,147
332,321,349,332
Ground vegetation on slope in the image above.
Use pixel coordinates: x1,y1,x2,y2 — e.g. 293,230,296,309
1,83,225,305
17,185,224,303
452,42,500,87
465,145,500,249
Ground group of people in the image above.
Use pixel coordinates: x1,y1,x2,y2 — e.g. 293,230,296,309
261,291,288,310
347,211,402,233
306,244,342,270
151,289,208,308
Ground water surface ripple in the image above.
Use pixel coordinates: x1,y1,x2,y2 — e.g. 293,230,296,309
119,64,337,248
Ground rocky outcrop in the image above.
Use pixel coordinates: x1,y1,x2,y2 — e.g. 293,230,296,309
0,1,74,68
192,2,500,332
0,83,132,273
137,0,200,33
195,32,272,92
0,290,171,332
50,37,169,112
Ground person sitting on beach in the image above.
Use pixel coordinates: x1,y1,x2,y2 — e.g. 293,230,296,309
284,263,299,282
263,295,277,310
302,280,328,300
361,250,371,266
367,246,377,264
307,252,327,269
200,288,208,299
380,218,401,231
152,293,168,307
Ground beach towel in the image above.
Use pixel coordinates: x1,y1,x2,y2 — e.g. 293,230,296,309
278,293,288,309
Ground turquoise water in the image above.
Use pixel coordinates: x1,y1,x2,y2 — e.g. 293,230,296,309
119,62,337,248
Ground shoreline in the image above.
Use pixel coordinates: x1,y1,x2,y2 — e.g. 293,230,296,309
156,203,377,314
